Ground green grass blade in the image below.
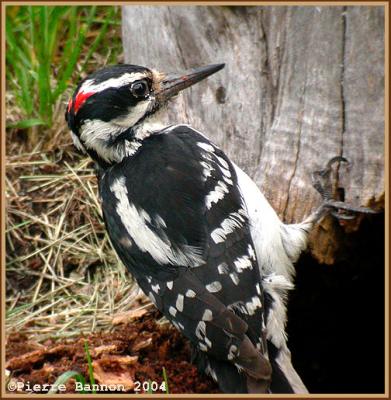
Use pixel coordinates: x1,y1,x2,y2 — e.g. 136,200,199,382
53,6,98,101
6,15,34,115
162,367,169,394
6,61,34,116
7,118,46,129
36,6,52,124
48,370,86,394
47,7,69,59
83,340,96,394
6,302,32,318
55,7,77,86
28,6,35,62
6,5,122,134
80,7,115,72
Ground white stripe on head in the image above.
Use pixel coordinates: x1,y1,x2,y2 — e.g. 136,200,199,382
80,72,148,94
79,111,165,163
110,99,151,128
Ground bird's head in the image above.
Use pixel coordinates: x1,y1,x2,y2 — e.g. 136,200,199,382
65,63,225,167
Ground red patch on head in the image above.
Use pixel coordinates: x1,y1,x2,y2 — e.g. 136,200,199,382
74,91,95,113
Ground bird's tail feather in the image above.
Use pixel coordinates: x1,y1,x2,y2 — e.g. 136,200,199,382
273,348,308,393
268,341,308,393
193,350,271,393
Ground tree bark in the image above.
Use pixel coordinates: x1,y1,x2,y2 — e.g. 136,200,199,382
122,5,384,263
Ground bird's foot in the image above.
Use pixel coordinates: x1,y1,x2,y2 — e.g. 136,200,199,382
309,156,378,224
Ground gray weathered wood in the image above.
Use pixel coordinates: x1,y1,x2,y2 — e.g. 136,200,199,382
122,5,384,263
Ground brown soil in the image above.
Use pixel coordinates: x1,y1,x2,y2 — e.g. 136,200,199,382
5,310,220,394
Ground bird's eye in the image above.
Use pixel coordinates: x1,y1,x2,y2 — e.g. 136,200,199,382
130,80,149,98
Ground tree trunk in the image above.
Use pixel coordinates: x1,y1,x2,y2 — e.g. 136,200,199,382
122,5,384,264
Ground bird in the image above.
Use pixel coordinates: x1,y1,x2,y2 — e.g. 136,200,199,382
65,63,376,393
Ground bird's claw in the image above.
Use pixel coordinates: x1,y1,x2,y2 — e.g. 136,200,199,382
311,156,349,201
324,200,378,220
311,156,378,222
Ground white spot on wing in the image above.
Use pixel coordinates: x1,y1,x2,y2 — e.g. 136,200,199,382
223,176,233,185
215,155,229,170
206,363,218,381
166,281,173,290
248,244,256,260
234,255,253,273
210,209,246,244
169,306,177,317
200,160,214,181
119,236,132,248
151,283,160,294
245,296,262,316
195,321,206,340
185,289,196,298
228,344,238,360
199,342,208,352
229,272,240,285
110,177,204,267
202,309,213,321
172,321,181,331
228,301,248,315
197,142,215,152
176,294,184,312
155,215,167,228
205,180,229,209
206,281,222,293
217,263,229,274
256,282,261,295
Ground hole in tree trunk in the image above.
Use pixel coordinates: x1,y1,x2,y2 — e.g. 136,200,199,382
287,213,385,393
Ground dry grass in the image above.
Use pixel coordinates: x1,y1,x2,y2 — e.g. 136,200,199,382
5,6,152,341
5,122,152,342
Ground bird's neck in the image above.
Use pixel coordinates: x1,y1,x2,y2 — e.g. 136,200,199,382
83,113,168,170
132,113,167,141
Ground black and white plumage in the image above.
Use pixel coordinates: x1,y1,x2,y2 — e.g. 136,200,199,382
65,63,368,393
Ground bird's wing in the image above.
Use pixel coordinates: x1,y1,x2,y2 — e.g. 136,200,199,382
100,125,271,389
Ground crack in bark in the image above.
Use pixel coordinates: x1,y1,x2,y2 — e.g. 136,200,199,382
259,10,277,125
257,10,269,168
282,87,306,223
336,7,347,191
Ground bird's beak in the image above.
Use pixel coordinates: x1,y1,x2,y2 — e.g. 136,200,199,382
156,64,225,103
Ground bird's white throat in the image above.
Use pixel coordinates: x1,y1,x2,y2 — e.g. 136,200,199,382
79,112,167,164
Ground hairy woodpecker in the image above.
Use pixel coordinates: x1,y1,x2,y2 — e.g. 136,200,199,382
65,63,374,393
